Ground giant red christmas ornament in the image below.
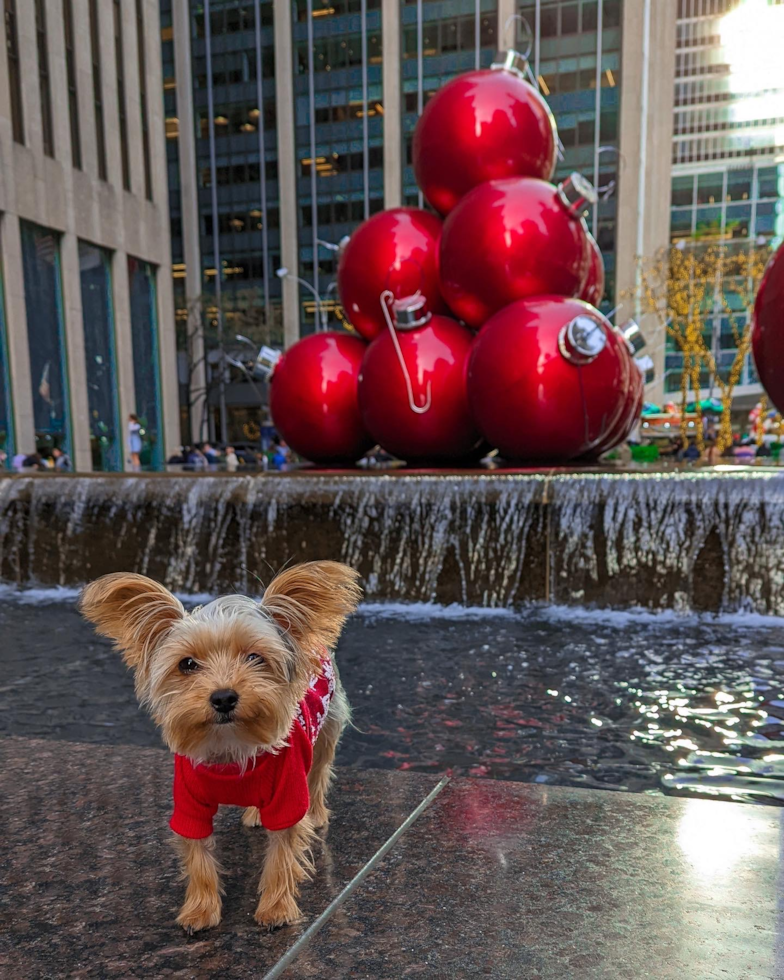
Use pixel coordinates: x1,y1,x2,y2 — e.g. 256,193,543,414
337,208,446,342
752,244,784,413
439,174,596,329
269,332,372,464
580,232,605,308
467,296,630,461
358,295,482,463
583,321,645,457
412,50,557,217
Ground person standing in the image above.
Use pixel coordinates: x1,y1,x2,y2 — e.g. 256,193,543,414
52,447,71,471
128,414,143,472
225,446,239,472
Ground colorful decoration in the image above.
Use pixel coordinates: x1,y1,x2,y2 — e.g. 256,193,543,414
271,52,645,467
269,333,372,464
412,51,557,216
438,174,595,328
467,297,630,462
337,208,446,342
358,295,482,463
752,244,784,413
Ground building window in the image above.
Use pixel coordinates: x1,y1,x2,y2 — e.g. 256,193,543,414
89,0,108,180
4,0,24,144
135,0,153,200
79,241,120,471
114,0,131,190
128,258,163,470
63,0,81,169
35,0,54,157
20,222,71,457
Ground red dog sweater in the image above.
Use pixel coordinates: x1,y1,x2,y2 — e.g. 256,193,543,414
170,658,335,839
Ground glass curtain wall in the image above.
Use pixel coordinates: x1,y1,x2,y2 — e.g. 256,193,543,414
293,0,383,332
20,221,71,456
79,241,120,471
401,0,499,207
128,257,163,470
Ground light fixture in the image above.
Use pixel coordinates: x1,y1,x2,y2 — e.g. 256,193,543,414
276,267,288,278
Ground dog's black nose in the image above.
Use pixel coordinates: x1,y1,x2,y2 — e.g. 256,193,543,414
210,689,239,714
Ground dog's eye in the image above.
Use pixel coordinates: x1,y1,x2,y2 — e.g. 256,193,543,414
178,657,199,674
246,653,264,665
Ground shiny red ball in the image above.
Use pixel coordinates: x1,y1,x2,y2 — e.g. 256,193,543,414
439,178,591,329
579,232,605,308
338,208,446,342
752,245,784,413
467,296,630,461
413,67,557,216
270,332,373,465
582,332,637,458
358,315,482,463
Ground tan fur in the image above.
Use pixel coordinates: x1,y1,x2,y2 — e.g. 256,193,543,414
80,561,360,933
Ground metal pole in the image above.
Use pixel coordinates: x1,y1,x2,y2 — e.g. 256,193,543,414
534,0,540,83
254,0,271,330
416,0,423,208
474,0,480,70
204,0,228,443
361,0,369,219
592,0,604,239
634,0,651,328
306,0,319,323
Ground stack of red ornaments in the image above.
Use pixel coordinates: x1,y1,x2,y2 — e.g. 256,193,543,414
270,50,645,465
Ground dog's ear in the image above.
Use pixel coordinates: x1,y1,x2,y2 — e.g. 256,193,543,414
79,573,184,673
260,562,361,664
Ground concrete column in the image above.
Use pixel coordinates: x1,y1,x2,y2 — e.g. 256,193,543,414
98,0,123,194
497,0,516,49
59,233,92,471
156,266,182,462
14,1,42,160
112,250,136,471
273,0,300,348
382,0,402,209
172,0,207,443
615,0,676,406
123,0,145,201
0,214,35,455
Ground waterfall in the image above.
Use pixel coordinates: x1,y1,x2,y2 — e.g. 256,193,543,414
2,470,784,613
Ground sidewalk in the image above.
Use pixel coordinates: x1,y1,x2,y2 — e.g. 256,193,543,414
2,736,780,979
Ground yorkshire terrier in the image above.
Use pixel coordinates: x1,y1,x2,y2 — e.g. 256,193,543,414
80,561,361,934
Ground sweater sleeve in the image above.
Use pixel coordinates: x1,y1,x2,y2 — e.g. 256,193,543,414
258,724,314,832
169,755,218,839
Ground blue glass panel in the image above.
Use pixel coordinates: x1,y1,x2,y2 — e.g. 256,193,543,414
20,221,71,455
128,257,163,470
79,241,120,471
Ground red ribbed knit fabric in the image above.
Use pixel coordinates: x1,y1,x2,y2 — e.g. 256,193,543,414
170,658,335,839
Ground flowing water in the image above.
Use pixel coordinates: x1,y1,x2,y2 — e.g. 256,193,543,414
2,588,783,806
2,468,784,612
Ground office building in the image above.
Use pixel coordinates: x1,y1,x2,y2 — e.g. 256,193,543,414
168,0,668,442
0,0,179,471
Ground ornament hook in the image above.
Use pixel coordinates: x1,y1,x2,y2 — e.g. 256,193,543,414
380,290,432,416
501,14,534,61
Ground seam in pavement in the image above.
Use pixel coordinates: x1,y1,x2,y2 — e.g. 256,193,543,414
262,775,451,980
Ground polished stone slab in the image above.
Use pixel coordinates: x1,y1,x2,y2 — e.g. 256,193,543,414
2,737,782,980
282,779,784,980
0,737,441,979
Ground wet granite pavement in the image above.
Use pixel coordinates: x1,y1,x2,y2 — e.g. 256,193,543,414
2,737,782,979
3,596,784,804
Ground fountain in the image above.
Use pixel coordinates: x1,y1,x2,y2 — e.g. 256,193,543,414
2,469,784,613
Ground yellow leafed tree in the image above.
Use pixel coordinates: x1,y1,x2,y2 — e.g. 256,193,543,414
633,242,771,452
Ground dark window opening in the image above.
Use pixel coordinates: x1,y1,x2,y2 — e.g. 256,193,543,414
135,0,153,200
35,0,54,157
63,0,81,168
89,0,108,180
5,0,24,143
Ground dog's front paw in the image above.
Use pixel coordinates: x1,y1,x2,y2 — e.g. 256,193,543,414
254,894,302,931
177,894,222,935
241,806,262,828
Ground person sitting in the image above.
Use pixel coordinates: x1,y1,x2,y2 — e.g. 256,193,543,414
224,446,239,472
22,453,46,471
683,439,701,462
52,447,71,471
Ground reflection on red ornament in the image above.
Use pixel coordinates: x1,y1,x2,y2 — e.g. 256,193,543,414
337,208,446,342
269,332,372,464
412,52,557,216
358,295,482,463
467,296,630,461
752,245,784,413
579,232,605,308
439,174,596,329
